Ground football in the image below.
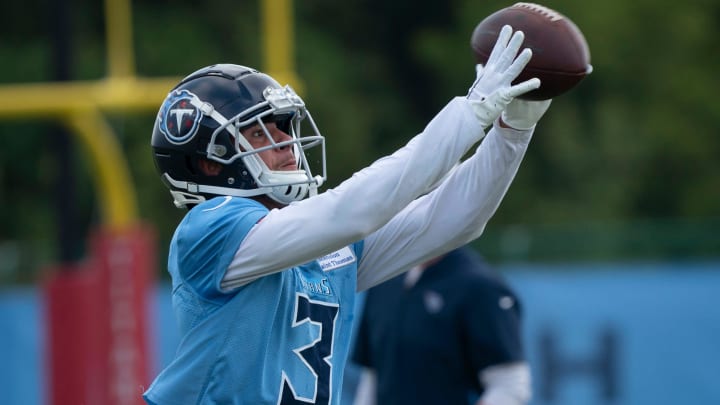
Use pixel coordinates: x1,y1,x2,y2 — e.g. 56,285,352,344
470,2,592,100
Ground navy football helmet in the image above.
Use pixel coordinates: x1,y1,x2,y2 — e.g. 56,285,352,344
151,64,326,208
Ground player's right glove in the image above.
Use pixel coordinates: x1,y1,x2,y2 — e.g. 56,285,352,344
466,25,540,128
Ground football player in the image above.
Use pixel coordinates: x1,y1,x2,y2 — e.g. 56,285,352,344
143,25,551,405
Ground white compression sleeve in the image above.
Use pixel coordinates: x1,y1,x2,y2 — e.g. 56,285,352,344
357,123,533,290
222,97,484,288
352,370,377,405
479,362,532,405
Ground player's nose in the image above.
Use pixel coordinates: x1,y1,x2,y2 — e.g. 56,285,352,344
271,128,292,150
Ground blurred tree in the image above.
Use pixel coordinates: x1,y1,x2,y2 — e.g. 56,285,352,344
1,0,719,281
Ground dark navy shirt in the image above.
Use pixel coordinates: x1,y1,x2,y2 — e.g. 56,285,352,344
352,247,525,405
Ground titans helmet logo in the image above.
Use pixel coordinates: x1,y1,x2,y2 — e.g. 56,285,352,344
158,89,203,144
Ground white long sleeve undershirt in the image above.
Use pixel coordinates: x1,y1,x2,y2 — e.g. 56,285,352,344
222,97,532,289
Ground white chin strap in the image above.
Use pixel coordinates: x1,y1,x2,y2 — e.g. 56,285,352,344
258,168,325,205
163,173,323,208
254,173,325,205
268,183,309,205
169,190,206,209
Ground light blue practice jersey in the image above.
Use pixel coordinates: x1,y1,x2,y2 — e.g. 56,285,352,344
144,197,363,405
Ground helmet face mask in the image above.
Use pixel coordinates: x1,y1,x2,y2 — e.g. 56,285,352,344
151,64,326,208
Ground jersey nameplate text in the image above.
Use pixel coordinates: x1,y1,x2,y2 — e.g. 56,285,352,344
317,246,356,272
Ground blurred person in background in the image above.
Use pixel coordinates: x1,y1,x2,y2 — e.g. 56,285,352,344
143,25,551,405
352,246,530,405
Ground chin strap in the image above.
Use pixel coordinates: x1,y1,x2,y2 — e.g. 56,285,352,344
162,173,265,208
169,190,206,209
163,173,325,208
265,175,324,205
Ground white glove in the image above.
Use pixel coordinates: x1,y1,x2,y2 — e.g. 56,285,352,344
501,98,552,130
467,25,541,128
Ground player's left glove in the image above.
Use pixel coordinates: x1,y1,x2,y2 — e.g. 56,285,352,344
500,98,552,130
466,25,540,128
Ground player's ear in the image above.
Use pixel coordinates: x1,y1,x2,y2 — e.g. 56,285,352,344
198,159,222,176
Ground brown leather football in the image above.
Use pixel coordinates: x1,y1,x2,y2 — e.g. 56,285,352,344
471,2,592,100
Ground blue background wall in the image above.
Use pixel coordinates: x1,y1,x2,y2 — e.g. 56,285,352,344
503,262,720,405
1,261,719,405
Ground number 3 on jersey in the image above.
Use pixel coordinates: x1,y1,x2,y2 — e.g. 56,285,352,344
279,293,339,404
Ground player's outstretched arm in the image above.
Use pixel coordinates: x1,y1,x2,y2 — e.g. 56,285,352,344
223,27,538,288
357,96,554,290
223,98,482,287
356,122,535,289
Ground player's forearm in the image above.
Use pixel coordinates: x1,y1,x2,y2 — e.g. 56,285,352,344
226,98,484,283
357,122,532,290
437,121,534,244
319,96,485,235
